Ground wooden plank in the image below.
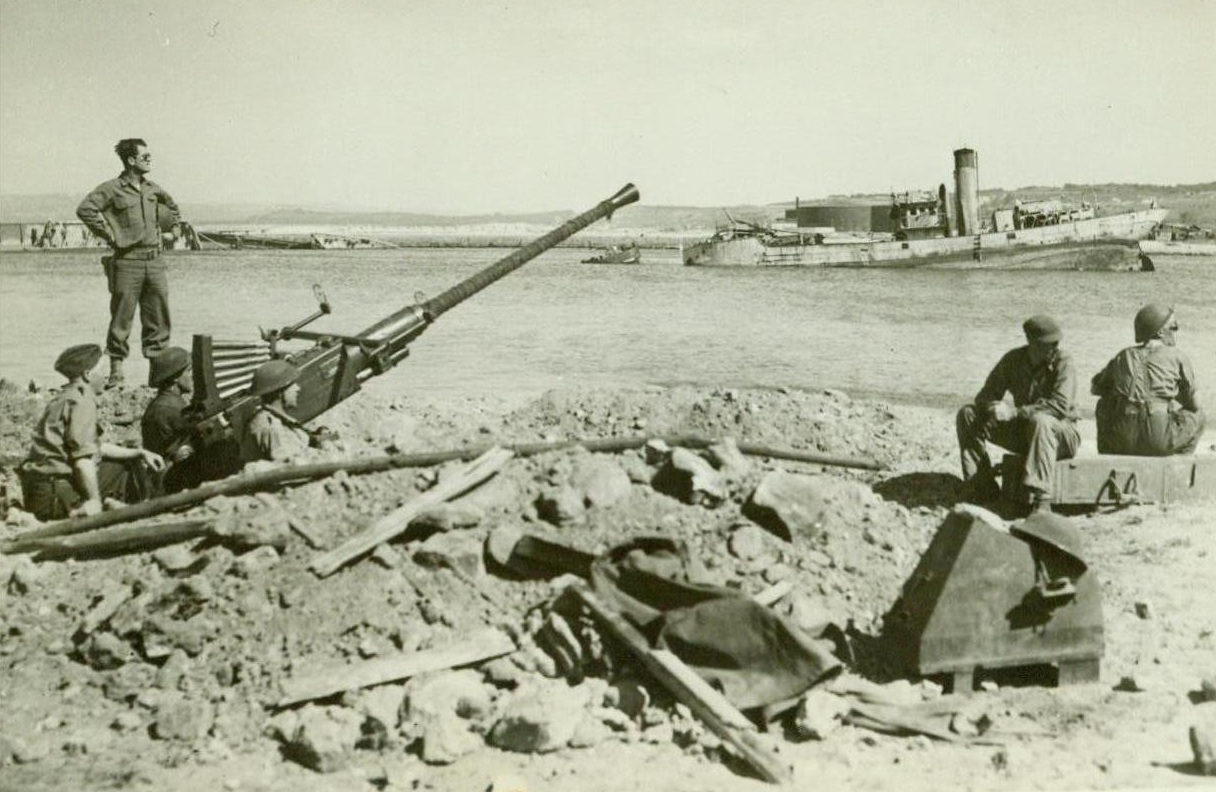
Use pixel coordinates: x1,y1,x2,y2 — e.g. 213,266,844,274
278,627,515,707
309,447,513,577
570,582,791,784
21,519,212,559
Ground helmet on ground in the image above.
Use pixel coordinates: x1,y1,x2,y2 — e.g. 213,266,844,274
1011,513,1087,573
148,346,190,388
250,359,299,398
1134,303,1174,343
54,343,103,379
1022,315,1061,344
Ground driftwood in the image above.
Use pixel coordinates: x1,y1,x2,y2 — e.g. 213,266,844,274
2,434,881,554
277,627,515,707
570,582,792,784
309,447,513,578
11,519,213,559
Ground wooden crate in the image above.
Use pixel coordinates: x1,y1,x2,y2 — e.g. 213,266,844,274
1003,454,1216,507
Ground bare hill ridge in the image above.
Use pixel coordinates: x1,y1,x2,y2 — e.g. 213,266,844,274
2,182,1214,229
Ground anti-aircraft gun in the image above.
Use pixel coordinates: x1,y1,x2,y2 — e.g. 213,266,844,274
184,183,640,477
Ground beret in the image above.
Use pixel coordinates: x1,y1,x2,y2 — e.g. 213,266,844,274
54,343,103,379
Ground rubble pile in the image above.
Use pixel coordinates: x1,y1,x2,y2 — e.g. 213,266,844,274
0,382,959,782
2,381,1212,790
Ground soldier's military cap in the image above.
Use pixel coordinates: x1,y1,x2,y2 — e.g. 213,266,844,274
148,346,190,388
1022,314,1062,344
54,343,103,379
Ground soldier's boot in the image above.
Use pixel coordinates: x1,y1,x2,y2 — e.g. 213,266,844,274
105,357,124,390
1028,488,1053,516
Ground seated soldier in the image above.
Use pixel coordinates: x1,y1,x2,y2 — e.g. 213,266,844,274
1091,304,1205,455
956,315,1082,515
141,346,207,493
239,359,315,464
18,343,165,520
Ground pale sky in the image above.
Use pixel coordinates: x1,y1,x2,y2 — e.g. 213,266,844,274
1,0,1213,213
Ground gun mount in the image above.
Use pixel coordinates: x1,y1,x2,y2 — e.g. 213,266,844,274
186,183,640,476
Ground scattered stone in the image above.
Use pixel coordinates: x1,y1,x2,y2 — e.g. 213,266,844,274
152,695,215,742
156,649,191,690
230,545,281,578
103,662,156,703
152,544,203,573
414,531,484,580
744,471,831,540
278,704,363,773
77,583,135,636
1198,678,1216,704
482,656,526,688
1134,601,1153,620
488,678,591,753
762,563,794,584
11,734,52,764
644,439,671,465
607,679,649,720
792,690,848,740
352,684,405,734
536,486,586,526
213,508,290,551
570,457,632,508
1191,725,1216,776
409,502,485,533
652,448,725,506
727,523,767,561
418,709,482,764
619,453,653,485
406,670,494,723
7,558,46,595
706,437,750,478
112,711,144,732
83,632,135,670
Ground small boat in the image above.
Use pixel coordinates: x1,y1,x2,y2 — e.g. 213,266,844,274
582,242,641,264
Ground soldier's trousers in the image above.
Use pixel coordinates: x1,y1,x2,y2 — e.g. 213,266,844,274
18,460,154,521
105,256,170,360
956,405,1081,495
1095,400,1206,456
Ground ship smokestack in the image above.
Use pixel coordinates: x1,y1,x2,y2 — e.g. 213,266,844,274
953,148,979,236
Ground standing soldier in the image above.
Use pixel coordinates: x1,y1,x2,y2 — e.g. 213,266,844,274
76,138,180,389
1091,304,1205,455
956,315,1082,515
18,344,165,520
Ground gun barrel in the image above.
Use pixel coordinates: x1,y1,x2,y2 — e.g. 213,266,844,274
359,183,639,340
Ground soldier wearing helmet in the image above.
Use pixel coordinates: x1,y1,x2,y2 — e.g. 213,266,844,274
141,346,205,493
238,359,314,464
18,343,165,520
1091,304,1204,455
956,314,1082,515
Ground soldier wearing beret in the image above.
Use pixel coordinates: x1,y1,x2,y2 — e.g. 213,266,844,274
18,344,166,520
141,346,205,493
1091,304,1205,455
956,314,1082,515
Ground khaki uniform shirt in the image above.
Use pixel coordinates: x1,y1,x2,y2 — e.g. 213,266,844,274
24,382,101,476
1091,341,1200,411
141,389,191,457
975,346,1079,422
76,172,179,251
239,406,311,464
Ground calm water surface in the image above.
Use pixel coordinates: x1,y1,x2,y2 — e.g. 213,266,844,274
1,247,1213,416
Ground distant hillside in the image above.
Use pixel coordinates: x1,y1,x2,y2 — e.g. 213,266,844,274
3,182,1213,230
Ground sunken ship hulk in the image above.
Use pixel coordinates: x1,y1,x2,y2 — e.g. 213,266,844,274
683,149,1168,269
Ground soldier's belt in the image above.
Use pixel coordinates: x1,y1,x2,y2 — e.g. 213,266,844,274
114,248,160,261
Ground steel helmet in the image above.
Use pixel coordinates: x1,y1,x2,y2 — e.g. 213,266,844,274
1134,304,1174,343
1011,513,1087,573
148,346,190,388
250,359,299,398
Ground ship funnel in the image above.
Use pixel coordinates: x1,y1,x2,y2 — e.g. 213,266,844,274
953,148,979,236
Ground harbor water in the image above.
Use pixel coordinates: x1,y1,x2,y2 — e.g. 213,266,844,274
1,247,1213,417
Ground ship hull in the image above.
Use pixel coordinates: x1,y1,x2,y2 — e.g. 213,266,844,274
683,209,1168,268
